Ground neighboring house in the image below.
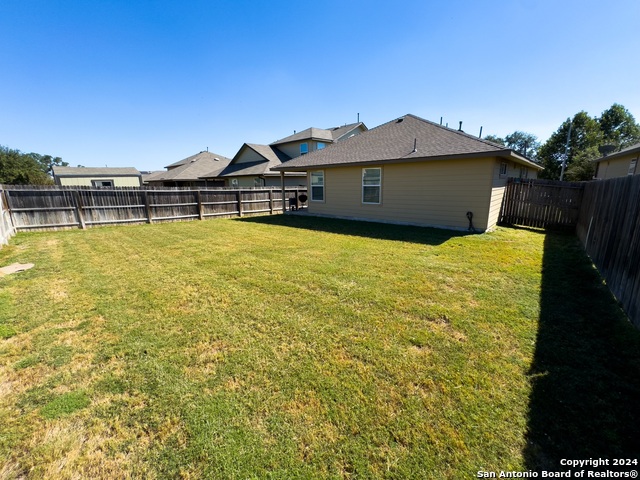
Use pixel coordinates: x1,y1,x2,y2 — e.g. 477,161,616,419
594,143,640,179
53,166,142,187
272,114,543,232
203,122,367,187
144,151,232,187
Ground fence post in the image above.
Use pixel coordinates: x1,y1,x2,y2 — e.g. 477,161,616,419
142,190,153,223
196,190,204,220
72,190,86,229
237,190,243,217
269,189,274,214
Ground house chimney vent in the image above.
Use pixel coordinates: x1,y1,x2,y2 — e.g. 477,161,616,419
458,121,463,132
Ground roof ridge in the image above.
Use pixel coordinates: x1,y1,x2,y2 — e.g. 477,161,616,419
401,113,510,151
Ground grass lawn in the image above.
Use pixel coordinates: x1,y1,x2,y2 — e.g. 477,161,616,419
0,215,638,478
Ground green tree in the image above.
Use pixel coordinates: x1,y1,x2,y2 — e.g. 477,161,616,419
538,112,602,180
484,132,540,159
538,104,640,181
484,134,505,146
0,145,56,185
598,103,640,148
27,153,68,176
504,131,541,160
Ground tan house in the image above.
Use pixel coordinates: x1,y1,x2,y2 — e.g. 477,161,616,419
53,166,142,187
272,114,543,232
203,122,367,187
594,143,640,179
144,151,232,187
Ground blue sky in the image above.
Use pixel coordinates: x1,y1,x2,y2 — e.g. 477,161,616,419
1,0,639,172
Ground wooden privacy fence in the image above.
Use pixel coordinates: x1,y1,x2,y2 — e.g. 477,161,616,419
499,178,585,229
1,186,307,232
576,175,640,329
0,190,16,245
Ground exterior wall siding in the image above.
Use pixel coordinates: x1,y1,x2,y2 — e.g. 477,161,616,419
595,153,639,179
264,176,306,187
58,176,142,187
277,140,327,159
487,158,539,230
307,158,497,231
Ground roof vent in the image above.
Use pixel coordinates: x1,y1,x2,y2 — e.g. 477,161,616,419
458,121,463,132
214,157,220,161
396,118,404,123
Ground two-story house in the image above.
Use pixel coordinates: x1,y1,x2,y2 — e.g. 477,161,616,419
201,122,367,187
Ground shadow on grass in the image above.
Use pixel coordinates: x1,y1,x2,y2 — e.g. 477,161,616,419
525,231,640,470
236,214,470,246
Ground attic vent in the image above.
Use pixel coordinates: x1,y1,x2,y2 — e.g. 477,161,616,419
214,157,220,161
396,118,404,123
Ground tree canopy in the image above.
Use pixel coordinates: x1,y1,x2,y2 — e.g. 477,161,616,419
0,145,67,185
484,131,541,160
538,104,640,181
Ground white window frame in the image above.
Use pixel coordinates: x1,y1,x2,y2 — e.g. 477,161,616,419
362,167,381,204
300,143,309,155
628,158,638,176
499,162,508,177
310,170,324,202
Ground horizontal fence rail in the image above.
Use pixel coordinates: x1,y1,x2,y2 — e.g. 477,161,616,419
0,185,307,232
499,178,585,229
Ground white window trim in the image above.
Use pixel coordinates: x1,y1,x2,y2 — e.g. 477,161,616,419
362,167,382,205
499,162,508,177
310,170,324,202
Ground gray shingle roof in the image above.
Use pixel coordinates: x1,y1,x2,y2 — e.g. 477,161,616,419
53,166,141,177
147,151,232,182
272,114,541,171
594,142,640,162
270,122,365,146
209,144,300,178
164,151,231,169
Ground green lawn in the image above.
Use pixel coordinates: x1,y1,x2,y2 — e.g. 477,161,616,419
0,215,638,479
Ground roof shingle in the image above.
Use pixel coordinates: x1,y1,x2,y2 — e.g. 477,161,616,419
272,114,541,171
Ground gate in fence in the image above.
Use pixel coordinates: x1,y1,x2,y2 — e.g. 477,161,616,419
499,178,585,229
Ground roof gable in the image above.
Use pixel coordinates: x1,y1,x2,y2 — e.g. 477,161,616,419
269,122,366,146
149,152,232,182
210,144,292,178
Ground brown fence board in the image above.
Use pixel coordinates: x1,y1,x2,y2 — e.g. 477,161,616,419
577,175,640,328
0,185,307,232
499,178,585,229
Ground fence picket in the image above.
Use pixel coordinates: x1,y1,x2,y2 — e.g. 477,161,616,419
0,185,307,232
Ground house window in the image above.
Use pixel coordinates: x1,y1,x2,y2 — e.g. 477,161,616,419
362,168,381,204
499,162,508,176
91,179,114,187
230,178,239,187
317,142,326,150
628,158,638,176
300,143,309,155
310,170,324,201
519,166,528,178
